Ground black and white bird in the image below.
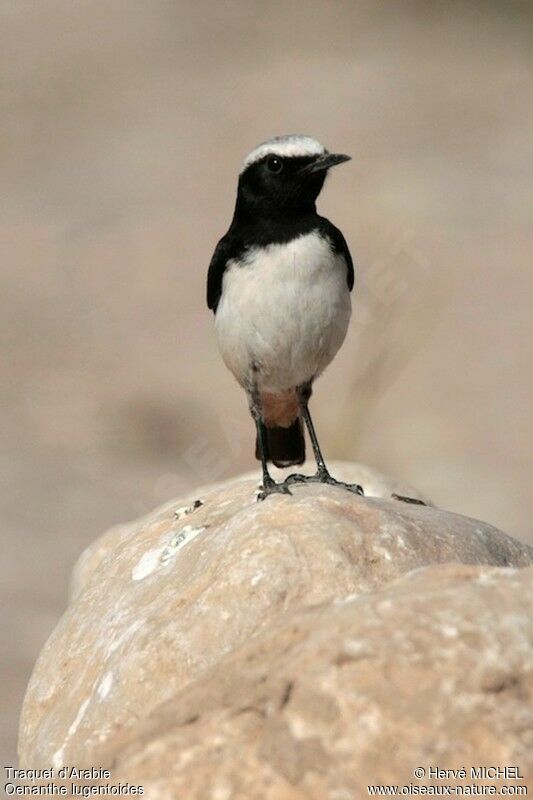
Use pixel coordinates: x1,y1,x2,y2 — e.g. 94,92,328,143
207,134,363,500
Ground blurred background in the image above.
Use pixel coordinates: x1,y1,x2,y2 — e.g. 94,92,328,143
1,0,531,765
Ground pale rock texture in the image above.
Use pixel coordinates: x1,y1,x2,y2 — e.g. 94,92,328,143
68,460,429,602
18,462,533,794
103,565,533,799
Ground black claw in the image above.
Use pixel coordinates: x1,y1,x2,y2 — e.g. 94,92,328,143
257,480,293,501
343,482,364,496
316,469,364,495
323,478,364,496
284,473,308,485
282,471,364,496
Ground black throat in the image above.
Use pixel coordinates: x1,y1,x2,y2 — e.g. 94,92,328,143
231,208,322,249
231,190,324,250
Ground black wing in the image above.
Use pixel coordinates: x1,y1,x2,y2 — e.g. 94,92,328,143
319,218,355,292
206,235,236,312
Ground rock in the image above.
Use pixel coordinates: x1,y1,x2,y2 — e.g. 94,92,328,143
100,565,533,799
68,461,430,602
18,463,533,786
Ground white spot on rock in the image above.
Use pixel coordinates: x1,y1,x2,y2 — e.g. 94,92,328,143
357,706,382,735
98,671,113,699
108,620,143,654
335,592,360,605
251,570,265,587
373,545,392,561
160,525,206,565
132,548,163,581
67,697,90,737
342,638,372,658
174,499,203,520
53,696,91,767
441,625,459,639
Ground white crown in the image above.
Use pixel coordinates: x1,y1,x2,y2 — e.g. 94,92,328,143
242,135,326,172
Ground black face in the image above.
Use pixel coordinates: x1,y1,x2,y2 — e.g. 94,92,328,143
235,152,344,219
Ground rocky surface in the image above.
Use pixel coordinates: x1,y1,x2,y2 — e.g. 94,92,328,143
18,464,533,793
67,461,430,603
102,565,533,799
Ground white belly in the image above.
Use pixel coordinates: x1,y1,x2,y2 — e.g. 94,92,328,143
214,231,351,392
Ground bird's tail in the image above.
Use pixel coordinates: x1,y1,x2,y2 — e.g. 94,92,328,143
256,417,305,468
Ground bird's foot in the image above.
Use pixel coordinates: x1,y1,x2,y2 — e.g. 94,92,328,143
283,472,308,485
391,493,427,506
257,478,293,502
284,469,364,496
317,470,364,496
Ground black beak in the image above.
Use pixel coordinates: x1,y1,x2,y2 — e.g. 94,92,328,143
299,152,351,175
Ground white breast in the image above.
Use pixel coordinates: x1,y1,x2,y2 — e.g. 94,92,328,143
214,231,351,393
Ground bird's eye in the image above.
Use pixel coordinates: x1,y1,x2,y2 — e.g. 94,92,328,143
267,156,283,173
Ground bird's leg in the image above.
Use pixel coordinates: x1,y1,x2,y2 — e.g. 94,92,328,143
248,383,291,501
285,383,363,496
300,383,328,477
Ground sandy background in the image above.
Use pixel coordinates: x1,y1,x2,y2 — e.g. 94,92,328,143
1,0,531,766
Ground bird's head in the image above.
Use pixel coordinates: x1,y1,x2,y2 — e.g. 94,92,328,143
235,135,350,219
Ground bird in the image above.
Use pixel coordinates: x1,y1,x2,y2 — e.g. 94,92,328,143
207,134,363,500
